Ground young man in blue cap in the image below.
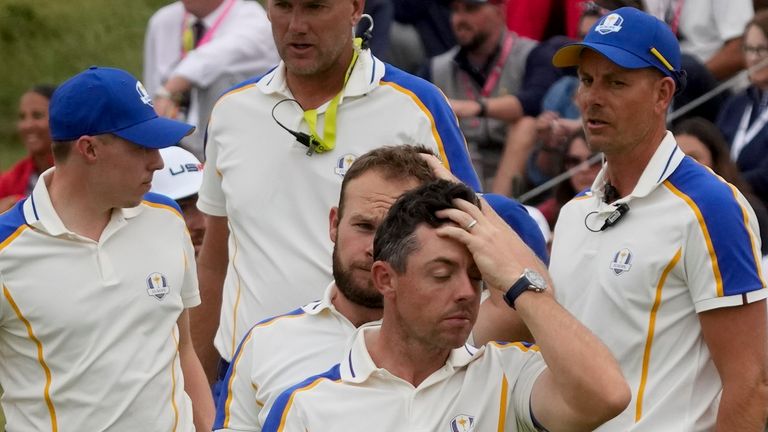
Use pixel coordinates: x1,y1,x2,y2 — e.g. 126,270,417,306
550,8,768,431
0,67,213,431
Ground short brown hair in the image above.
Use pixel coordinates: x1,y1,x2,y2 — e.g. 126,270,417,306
337,145,438,217
51,140,74,163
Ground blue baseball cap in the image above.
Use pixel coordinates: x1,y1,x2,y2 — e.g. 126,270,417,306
553,7,683,85
50,66,194,148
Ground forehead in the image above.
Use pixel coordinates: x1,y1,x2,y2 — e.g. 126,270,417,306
20,92,50,110
746,24,768,43
343,170,420,213
406,224,473,269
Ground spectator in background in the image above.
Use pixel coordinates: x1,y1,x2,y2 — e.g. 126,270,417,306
717,10,768,211
673,116,768,256
143,0,279,159
393,0,455,59
537,130,601,230
645,0,753,80
427,0,563,191
151,146,206,256
523,4,604,194
0,84,56,213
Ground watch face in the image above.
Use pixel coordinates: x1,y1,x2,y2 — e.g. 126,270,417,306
524,269,547,291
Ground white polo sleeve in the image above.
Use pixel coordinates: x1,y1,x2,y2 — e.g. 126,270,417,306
197,114,228,217
489,343,547,431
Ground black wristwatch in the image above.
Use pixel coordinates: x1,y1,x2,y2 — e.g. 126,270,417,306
504,268,547,309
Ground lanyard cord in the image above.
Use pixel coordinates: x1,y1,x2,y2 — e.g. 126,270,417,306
181,0,236,57
270,38,365,156
300,37,362,154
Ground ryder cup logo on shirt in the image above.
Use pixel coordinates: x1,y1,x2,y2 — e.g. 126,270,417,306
449,414,475,432
146,272,171,300
136,81,153,107
609,248,633,275
595,13,624,35
334,153,357,177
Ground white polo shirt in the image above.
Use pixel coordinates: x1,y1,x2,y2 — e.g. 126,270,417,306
262,325,546,432
0,170,200,431
550,132,767,431
198,48,480,362
214,283,366,431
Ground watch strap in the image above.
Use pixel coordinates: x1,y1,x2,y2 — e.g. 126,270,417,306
504,275,532,309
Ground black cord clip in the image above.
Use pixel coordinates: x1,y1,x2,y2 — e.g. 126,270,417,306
271,98,319,156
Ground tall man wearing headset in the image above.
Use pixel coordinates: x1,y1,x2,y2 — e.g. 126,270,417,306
195,0,481,389
549,8,768,430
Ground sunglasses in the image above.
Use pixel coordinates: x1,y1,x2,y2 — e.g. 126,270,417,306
564,154,601,169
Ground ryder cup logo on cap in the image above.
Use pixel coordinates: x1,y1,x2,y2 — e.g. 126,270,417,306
552,7,684,88
136,81,153,107
49,66,194,149
595,13,623,35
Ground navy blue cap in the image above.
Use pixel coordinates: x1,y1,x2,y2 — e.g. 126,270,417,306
553,7,682,82
50,66,194,148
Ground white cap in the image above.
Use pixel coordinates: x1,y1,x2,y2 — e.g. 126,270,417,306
151,146,204,200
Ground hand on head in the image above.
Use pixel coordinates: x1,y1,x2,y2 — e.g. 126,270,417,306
434,196,550,293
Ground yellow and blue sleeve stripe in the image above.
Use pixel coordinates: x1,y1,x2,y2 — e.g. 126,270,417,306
213,307,307,429
142,192,182,215
381,65,482,192
262,363,342,432
666,157,764,297
0,199,28,251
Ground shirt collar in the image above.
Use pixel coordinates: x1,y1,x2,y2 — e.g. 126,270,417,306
301,282,341,316
340,325,481,384
256,49,385,104
591,131,683,205
23,167,142,238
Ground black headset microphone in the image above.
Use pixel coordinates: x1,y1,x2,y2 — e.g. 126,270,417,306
584,183,630,232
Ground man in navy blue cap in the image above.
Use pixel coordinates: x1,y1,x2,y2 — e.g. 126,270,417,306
0,67,214,431
548,8,768,431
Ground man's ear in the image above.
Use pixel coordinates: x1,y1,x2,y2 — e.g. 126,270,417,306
371,261,396,298
351,0,365,26
74,135,98,164
656,76,676,114
329,206,340,243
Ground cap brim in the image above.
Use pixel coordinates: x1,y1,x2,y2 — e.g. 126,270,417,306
553,42,656,71
113,116,195,149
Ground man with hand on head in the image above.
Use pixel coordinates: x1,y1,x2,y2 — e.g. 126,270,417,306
0,67,213,431
550,7,768,430
196,0,482,390
213,145,546,432
264,179,629,432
